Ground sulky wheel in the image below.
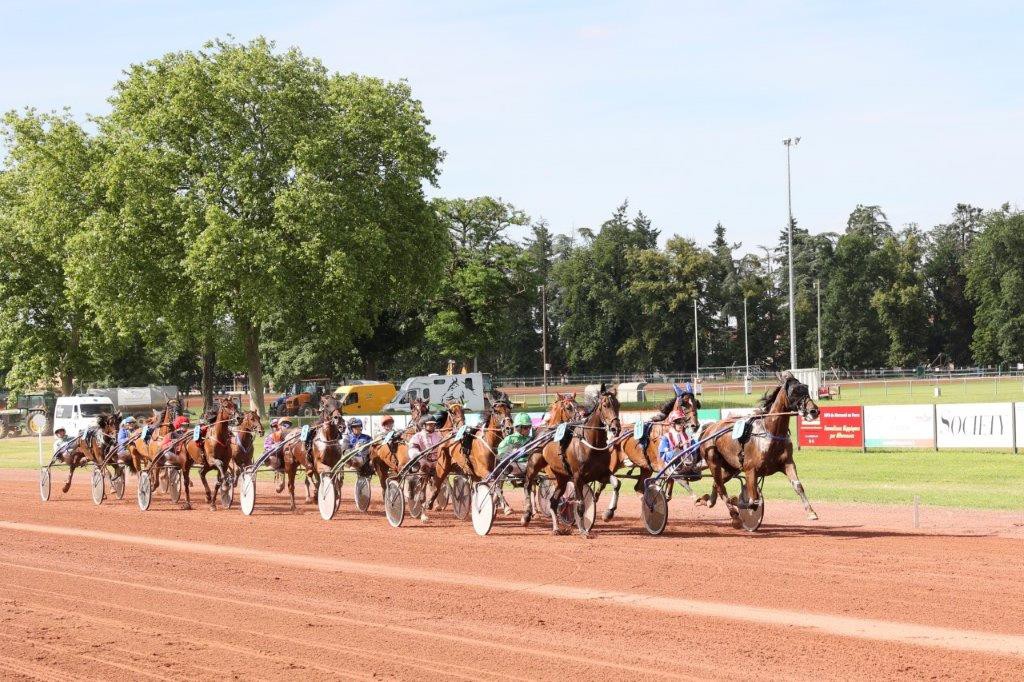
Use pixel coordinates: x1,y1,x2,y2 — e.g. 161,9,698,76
39,467,51,502
112,468,126,500
384,479,405,528
90,468,105,505
318,473,337,521
641,485,669,536
137,472,153,511
409,482,424,519
159,470,170,494
354,475,371,512
471,483,496,536
219,474,234,509
536,477,553,518
239,469,256,516
435,478,452,511
451,475,471,521
737,481,765,532
167,469,181,503
576,483,596,534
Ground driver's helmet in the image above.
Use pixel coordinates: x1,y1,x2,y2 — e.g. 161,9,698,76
173,416,189,429
279,418,293,428
269,418,279,428
122,416,136,425
514,413,532,428
347,417,363,429
381,416,394,428
424,416,438,425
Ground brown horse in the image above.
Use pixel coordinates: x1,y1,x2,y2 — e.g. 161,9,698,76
182,397,239,510
367,398,430,499
58,414,118,495
521,388,620,534
280,397,348,511
127,399,179,492
598,392,702,521
697,371,820,527
230,409,264,473
434,399,515,514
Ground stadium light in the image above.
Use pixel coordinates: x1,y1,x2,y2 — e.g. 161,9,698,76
783,136,801,370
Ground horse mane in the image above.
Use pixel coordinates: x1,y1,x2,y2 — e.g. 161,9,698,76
759,372,796,410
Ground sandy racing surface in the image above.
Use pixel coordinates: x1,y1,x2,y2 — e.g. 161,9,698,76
2,468,1023,680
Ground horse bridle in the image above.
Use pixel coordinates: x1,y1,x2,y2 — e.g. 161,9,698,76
785,379,817,418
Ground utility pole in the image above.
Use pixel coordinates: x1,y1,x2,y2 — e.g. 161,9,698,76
743,295,751,395
783,136,801,370
816,278,822,372
693,299,700,381
540,284,548,401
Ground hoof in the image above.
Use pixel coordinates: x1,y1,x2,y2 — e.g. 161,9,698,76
520,514,532,527
181,502,192,510
501,507,513,517
602,510,615,522
807,511,819,521
418,513,429,523
209,503,217,511
730,517,743,529
62,483,72,494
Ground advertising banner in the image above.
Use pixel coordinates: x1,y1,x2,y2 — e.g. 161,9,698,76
864,404,934,448
1017,403,1024,451
798,406,864,448
935,402,1014,449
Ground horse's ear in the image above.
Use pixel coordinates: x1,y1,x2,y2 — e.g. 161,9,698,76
599,382,606,393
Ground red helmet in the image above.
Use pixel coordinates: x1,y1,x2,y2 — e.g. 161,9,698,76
173,416,189,429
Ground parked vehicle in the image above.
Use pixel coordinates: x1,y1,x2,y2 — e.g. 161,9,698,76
86,385,179,418
333,382,396,414
269,379,332,417
0,391,58,438
382,373,493,413
53,396,115,436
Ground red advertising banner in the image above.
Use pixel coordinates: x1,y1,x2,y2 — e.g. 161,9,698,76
798,406,864,448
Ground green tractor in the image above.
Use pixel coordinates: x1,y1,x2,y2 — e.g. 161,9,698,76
0,391,57,438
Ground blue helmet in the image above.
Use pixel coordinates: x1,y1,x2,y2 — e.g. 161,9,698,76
347,417,363,428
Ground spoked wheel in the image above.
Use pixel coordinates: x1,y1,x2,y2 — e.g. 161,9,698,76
435,478,452,510
451,475,471,521
219,473,234,509
576,483,596,534
90,468,105,505
39,467,51,502
137,472,153,511
471,482,496,536
641,485,669,535
384,479,405,528
354,475,371,512
159,471,170,494
737,478,765,532
409,482,425,519
166,469,181,503
112,468,126,500
318,473,337,521
555,483,596,534
239,469,256,516
536,477,553,518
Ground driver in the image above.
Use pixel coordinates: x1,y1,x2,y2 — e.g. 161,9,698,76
658,410,700,473
497,413,533,458
408,415,442,463
52,427,76,458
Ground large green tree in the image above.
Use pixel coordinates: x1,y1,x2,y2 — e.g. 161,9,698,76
871,225,929,366
72,37,445,414
0,111,106,394
966,205,1024,365
924,204,981,364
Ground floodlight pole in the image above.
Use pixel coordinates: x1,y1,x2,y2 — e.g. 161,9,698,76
743,295,751,395
816,278,822,372
784,136,800,371
693,299,700,380
539,285,548,400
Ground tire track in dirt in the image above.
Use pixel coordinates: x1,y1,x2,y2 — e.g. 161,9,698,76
4,519,1023,658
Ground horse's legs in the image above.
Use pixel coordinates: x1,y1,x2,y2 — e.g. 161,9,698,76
784,459,818,520
548,477,569,535
602,475,621,522
181,460,193,510
199,460,214,504
573,472,592,537
62,457,78,494
520,451,543,526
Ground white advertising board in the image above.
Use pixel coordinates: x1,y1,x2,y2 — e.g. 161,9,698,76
864,404,934,448
935,402,1014,449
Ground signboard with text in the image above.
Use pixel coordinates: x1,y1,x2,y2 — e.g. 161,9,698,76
935,402,1014,448
798,406,864,448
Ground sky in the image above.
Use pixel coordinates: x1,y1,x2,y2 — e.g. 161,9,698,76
2,1,1022,252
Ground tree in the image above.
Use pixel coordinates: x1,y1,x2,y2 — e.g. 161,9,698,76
924,204,981,364
871,226,929,366
774,219,837,368
0,110,105,394
73,37,445,415
966,205,1024,365
705,222,741,366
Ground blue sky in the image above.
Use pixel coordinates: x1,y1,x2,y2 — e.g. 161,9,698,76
2,1,1022,251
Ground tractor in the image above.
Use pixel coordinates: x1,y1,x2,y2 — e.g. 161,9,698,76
268,380,330,417
0,391,57,438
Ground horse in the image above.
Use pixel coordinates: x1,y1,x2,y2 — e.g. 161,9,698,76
601,391,702,521
525,385,621,535
366,398,430,500
279,396,348,511
57,413,117,495
433,398,515,514
180,397,239,510
697,371,821,527
126,399,180,492
230,409,264,474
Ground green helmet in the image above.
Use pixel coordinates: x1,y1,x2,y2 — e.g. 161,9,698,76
514,413,532,428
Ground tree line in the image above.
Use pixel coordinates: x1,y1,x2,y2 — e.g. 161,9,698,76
1,38,1021,414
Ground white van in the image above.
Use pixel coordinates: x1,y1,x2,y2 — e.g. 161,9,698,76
53,396,116,436
382,373,493,413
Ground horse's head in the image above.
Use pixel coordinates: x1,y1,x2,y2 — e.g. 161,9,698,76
491,398,513,437
410,398,428,422
241,410,264,436
319,395,345,429
676,392,702,435
769,371,819,420
593,384,621,437
548,392,583,424
446,402,465,426
217,396,240,425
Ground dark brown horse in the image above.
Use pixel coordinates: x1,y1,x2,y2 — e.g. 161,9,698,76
127,399,179,492
435,399,515,514
522,385,621,535
58,414,117,494
182,397,239,510
367,398,430,500
602,391,702,520
697,372,820,527
230,409,264,473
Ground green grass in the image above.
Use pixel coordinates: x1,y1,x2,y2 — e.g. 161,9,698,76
5,434,1023,510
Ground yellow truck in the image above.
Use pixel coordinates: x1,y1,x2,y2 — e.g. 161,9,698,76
333,382,397,415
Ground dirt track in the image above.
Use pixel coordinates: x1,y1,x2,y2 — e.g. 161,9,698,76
2,469,1023,681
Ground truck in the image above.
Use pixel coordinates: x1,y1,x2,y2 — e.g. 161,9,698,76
0,391,58,438
382,373,493,413
332,382,396,414
85,386,180,418
53,395,116,436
